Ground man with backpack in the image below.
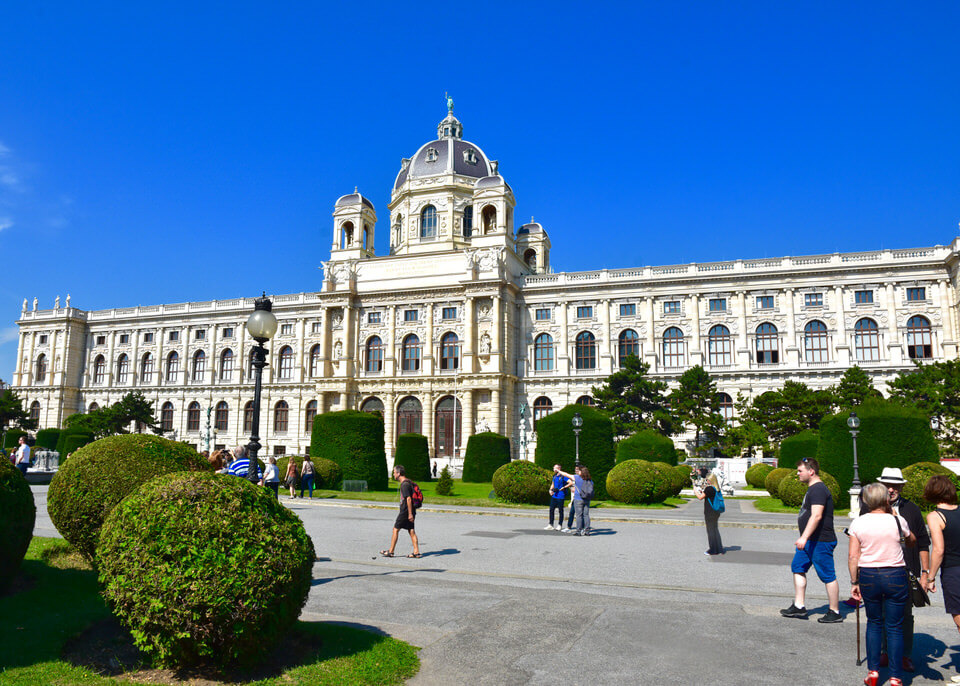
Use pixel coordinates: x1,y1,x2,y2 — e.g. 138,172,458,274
380,464,422,558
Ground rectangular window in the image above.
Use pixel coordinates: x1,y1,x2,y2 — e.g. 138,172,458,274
663,301,680,314
367,312,381,324
855,290,874,304
169,331,179,342
576,306,593,319
442,307,457,320
96,335,106,345
708,298,726,312
804,293,823,307
404,309,418,322
619,303,636,317
535,308,551,321
312,322,322,334
756,296,774,309
273,446,286,456
222,327,234,338
280,323,293,335
907,287,926,302
38,334,48,344
119,334,129,344
143,332,154,343
195,330,206,341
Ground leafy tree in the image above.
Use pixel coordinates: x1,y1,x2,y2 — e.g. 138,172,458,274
0,388,35,433
63,392,158,440
669,365,724,454
592,355,673,437
889,359,960,459
116,391,158,432
832,365,881,409
722,417,770,458
742,381,832,443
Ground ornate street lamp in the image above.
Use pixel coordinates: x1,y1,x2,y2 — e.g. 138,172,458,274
572,412,583,467
245,294,278,485
847,411,861,495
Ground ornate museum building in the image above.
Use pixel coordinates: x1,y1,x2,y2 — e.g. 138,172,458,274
11,107,960,464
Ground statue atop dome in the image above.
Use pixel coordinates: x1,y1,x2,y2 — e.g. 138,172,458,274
445,92,454,114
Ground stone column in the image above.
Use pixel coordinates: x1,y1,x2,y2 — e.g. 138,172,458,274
425,304,435,375
422,392,435,458
886,283,903,363
492,294,503,374
736,292,749,367
460,388,473,456
296,319,306,383
464,296,476,373
689,295,702,365
383,391,396,465
834,286,849,365
600,298,612,373
784,288,798,365
940,279,957,358
491,387,501,434
558,301,570,374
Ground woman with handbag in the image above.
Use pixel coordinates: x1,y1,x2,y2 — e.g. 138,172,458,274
849,482,916,686
924,474,960,645
694,473,725,555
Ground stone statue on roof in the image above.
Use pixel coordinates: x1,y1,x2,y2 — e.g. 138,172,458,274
445,92,454,114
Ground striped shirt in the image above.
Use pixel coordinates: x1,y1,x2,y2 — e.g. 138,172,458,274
227,458,262,480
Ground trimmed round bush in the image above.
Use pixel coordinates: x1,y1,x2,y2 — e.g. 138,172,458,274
56,429,95,459
0,458,35,591
48,434,209,561
817,399,938,493
777,470,841,507
606,459,675,504
745,463,774,488
98,472,315,670
492,460,552,505
616,430,676,465
462,432,511,482
674,464,694,487
395,433,431,482
35,428,61,451
902,462,960,512
779,430,819,469
665,463,688,497
310,410,387,490
765,467,793,498
313,457,342,489
534,404,615,499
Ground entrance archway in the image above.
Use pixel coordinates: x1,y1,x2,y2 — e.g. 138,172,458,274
435,395,463,458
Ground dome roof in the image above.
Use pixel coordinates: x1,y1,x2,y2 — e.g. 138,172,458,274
335,190,374,209
393,112,494,189
517,221,543,235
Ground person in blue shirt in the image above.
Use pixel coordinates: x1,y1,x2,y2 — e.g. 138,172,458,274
226,445,263,481
545,464,571,531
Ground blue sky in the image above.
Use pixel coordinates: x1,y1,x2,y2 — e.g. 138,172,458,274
1,2,959,381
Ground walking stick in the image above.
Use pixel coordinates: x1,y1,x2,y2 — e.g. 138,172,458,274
856,601,863,666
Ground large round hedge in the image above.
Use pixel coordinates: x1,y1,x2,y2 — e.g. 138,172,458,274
901,462,960,512
674,464,694,486
533,404,615,499
745,463,774,488
779,430,819,469
98,472,315,670
777,470,841,508
615,430,676,465
0,458,35,591
492,460,552,504
48,434,209,561
395,433,431,482
310,410,387,490
462,432,511,482
817,400,938,494
765,467,793,498
606,459,675,504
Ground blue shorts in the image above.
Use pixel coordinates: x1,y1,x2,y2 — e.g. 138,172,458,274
791,539,837,583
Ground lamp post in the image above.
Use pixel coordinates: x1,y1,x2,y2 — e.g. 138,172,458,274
847,411,861,510
245,294,278,486
572,412,583,467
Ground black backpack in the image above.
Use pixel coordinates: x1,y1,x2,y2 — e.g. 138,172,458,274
580,479,594,501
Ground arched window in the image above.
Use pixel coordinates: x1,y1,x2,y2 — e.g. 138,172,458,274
34,354,47,384
576,395,595,406
907,315,932,360
534,333,554,371
804,320,829,363
165,351,179,382
140,353,154,383
420,205,437,239
362,223,370,250
248,350,256,379
393,214,403,247
854,318,880,362
618,329,640,367
662,327,684,368
116,354,129,384
365,336,384,373
219,349,234,380
277,346,294,380
274,400,289,433
93,355,106,385
482,205,497,233
87,402,99,413
304,400,317,432
523,248,537,270
463,206,473,237
402,334,421,372
309,344,321,378
341,221,354,249
192,350,206,381
717,392,734,421
707,325,731,366
243,400,254,433
361,396,384,415
214,401,229,431
187,401,201,431
29,400,40,426
435,395,462,458
397,396,422,434
533,396,553,428
160,402,174,431
756,323,779,364
440,333,459,370
575,331,596,370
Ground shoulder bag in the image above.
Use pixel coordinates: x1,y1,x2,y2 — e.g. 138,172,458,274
894,515,930,608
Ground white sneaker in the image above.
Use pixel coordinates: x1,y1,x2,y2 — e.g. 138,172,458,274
554,524,562,531
543,524,554,530
561,527,571,533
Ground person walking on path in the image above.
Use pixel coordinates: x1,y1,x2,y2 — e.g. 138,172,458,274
545,464,571,531
780,457,843,623
924,475,960,648
380,464,421,558
849,482,915,686
860,467,930,673
285,457,298,498
262,456,280,498
695,473,725,555
14,435,30,477
299,457,315,498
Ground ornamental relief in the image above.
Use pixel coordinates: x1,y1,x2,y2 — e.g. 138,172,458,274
476,298,493,320
845,311,888,329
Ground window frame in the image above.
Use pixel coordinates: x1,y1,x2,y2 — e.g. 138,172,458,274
619,303,636,317
708,298,727,313
576,306,593,319
534,333,554,372
906,315,932,360
855,290,874,305
402,334,421,372
575,331,597,370
853,318,880,362
707,325,731,366
804,320,829,363
755,323,779,364
618,329,640,366
663,300,681,315
662,327,684,368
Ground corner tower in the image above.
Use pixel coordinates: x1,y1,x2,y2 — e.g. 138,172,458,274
331,189,377,260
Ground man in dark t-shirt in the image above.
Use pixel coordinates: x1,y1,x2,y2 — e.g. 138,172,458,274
780,457,842,623
380,464,421,558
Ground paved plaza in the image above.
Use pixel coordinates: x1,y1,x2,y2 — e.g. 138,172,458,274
30,487,960,684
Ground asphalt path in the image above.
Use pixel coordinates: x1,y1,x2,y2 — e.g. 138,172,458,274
30,487,960,685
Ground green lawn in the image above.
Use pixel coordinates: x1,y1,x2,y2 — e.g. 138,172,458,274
752,496,850,517
0,538,419,685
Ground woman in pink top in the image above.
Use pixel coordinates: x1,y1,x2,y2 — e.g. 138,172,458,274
849,482,917,686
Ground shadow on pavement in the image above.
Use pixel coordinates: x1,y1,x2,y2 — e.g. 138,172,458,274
419,548,460,557
312,568,445,585
912,632,958,684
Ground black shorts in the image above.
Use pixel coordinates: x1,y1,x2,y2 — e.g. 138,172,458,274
394,510,415,530
941,566,960,615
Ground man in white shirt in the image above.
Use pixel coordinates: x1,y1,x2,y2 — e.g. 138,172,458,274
15,435,31,477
